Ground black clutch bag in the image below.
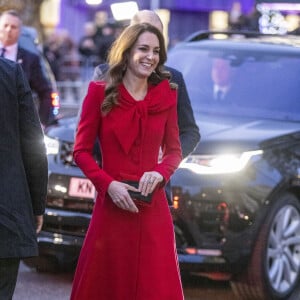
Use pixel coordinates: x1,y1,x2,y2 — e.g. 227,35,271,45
123,181,152,203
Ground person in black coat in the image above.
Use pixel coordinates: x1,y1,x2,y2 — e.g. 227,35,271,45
92,10,200,205
0,57,48,299
0,10,54,126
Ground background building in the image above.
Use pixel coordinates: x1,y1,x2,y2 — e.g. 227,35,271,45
49,0,255,46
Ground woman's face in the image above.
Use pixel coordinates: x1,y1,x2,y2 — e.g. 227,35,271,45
126,31,160,79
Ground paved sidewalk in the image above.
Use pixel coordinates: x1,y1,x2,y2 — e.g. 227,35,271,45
13,262,72,300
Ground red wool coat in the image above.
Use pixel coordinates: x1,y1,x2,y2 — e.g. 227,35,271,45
70,79,184,300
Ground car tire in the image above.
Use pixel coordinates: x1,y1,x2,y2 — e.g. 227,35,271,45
231,193,300,300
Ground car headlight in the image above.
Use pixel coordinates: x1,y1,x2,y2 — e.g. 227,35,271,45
179,150,263,174
44,135,59,155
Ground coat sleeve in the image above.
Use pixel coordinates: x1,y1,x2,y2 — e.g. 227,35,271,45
168,67,200,158
73,82,114,197
18,63,48,216
154,88,183,184
27,51,53,126
93,63,108,80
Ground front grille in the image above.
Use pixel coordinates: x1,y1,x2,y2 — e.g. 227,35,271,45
43,196,93,236
46,196,94,213
42,222,88,237
43,211,90,237
196,201,228,228
172,188,228,248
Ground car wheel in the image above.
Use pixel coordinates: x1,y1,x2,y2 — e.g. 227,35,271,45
231,193,300,300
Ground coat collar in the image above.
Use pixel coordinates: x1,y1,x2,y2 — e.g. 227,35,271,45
110,79,176,154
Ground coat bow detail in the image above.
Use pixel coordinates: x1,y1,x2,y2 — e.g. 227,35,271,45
111,80,176,154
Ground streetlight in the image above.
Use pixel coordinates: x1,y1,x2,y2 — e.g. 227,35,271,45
110,1,139,21
85,0,103,5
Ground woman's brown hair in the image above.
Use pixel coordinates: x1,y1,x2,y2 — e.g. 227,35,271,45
101,22,176,114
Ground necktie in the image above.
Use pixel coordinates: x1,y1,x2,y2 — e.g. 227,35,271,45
0,47,6,58
216,89,223,101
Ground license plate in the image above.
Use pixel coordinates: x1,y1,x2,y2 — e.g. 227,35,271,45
69,177,96,199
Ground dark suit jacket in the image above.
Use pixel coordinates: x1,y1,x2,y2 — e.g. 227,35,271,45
204,83,242,105
0,58,48,258
17,46,53,126
93,64,200,158
165,66,200,157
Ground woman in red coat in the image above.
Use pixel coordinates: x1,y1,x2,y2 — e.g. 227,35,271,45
70,23,184,300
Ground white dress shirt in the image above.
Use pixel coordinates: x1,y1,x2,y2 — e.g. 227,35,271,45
0,43,18,62
213,85,230,100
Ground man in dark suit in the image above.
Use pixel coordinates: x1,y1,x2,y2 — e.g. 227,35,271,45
0,10,54,127
0,57,48,299
93,10,200,205
210,57,238,102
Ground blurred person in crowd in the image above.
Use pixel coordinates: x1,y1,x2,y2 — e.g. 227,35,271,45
45,30,80,101
70,23,184,299
78,22,98,58
56,30,80,101
245,6,261,32
93,10,200,205
0,10,54,127
229,1,248,30
43,31,61,80
0,57,48,299
78,21,100,80
97,21,117,63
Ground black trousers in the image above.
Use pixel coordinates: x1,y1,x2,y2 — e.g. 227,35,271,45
165,181,173,206
0,258,20,300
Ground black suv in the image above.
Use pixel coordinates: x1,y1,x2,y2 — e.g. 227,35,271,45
33,31,300,300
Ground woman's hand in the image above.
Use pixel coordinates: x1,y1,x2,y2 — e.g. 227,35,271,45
139,171,163,196
108,181,139,213
35,215,44,233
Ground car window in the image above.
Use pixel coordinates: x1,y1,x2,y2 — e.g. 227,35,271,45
167,46,300,121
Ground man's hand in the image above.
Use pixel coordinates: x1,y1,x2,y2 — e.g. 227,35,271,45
35,215,44,234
